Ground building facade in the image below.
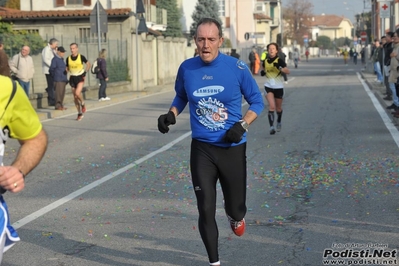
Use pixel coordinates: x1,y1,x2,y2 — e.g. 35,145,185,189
0,0,192,108
309,14,354,41
178,0,282,49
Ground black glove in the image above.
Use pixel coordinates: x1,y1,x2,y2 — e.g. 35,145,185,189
260,70,266,76
224,122,246,143
273,62,282,70
158,111,176,134
63,70,67,75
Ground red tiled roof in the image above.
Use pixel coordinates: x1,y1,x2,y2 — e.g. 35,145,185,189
0,7,131,20
254,13,271,20
309,14,348,28
148,28,162,36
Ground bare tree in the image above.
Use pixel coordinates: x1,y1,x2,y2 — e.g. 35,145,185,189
283,0,313,45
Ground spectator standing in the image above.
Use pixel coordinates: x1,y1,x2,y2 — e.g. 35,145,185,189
383,32,394,100
353,50,358,65
157,18,264,266
9,46,35,97
249,48,256,74
388,31,399,116
349,48,354,60
305,50,309,62
42,38,58,106
0,55,47,261
288,50,292,64
360,47,366,65
0,51,10,77
66,43,90,121
0,39,10,77
96,49,110,101
371,40,384,84
49,46,68,110
230,48,240,59
292,48,299,68
254,49,261,75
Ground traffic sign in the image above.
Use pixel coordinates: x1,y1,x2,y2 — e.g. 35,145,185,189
360,31,367,42
90,1,108,34
379,1,390,18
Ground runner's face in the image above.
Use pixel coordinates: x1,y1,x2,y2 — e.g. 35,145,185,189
70,44,78,56
194,23,223,63
268,44,278,58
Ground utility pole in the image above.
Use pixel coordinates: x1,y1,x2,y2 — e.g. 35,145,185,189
96,0,101,51
279,0,283,48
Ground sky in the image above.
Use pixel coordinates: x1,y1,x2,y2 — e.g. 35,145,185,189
306,0,371,23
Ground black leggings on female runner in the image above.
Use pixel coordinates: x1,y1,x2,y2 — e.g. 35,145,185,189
190,139,247,263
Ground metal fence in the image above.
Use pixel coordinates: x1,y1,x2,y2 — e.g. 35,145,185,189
3,36,129,93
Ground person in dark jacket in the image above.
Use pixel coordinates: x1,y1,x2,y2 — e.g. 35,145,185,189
372,40,384,84
49,46,68,110
248,48,256,74
383,33,394,100
96,49,110,101
230,48,240,59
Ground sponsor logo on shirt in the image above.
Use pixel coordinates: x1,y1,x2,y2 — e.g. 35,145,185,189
237,60,247,69
193,86,224,97
202,75,213,80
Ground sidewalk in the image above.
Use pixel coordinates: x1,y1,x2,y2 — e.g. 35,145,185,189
360,68,399,123
36,72,397,123
35,83,175,121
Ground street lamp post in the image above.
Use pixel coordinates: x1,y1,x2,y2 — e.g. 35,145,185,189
279,0,283,48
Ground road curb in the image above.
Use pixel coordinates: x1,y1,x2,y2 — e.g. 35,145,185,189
35,84,174,121
360,71,398,122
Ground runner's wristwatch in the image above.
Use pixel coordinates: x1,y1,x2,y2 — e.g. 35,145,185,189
239,120,249,131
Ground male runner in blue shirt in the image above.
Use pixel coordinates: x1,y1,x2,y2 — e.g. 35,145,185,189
157,18,264,266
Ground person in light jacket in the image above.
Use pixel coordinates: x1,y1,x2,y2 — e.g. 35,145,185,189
9,46,35,97
42,38,58,106
388,30,399,117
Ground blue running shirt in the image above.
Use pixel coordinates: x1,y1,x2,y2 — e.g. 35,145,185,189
172,53,264,147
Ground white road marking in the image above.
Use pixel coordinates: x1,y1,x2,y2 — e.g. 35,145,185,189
13,131,192,229
13,95,250,229
357,72,399,147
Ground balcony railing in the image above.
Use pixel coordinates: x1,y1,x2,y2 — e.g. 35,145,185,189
147,5,167,26
270,17,280,26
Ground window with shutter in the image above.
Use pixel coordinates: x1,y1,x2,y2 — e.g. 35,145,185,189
65,0,90,5
83,0,91,6
66,0,82,5
56,0,65,7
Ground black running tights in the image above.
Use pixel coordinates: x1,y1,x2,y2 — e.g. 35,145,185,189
190,139,247,263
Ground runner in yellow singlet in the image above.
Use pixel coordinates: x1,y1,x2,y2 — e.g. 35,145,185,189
261,42,290,135
66,43,91,121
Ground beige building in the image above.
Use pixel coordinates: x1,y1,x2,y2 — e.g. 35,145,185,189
0,0,193,109
219,0,282,49
309,14,354,41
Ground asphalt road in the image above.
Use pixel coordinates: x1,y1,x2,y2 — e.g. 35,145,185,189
1,56,399,266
